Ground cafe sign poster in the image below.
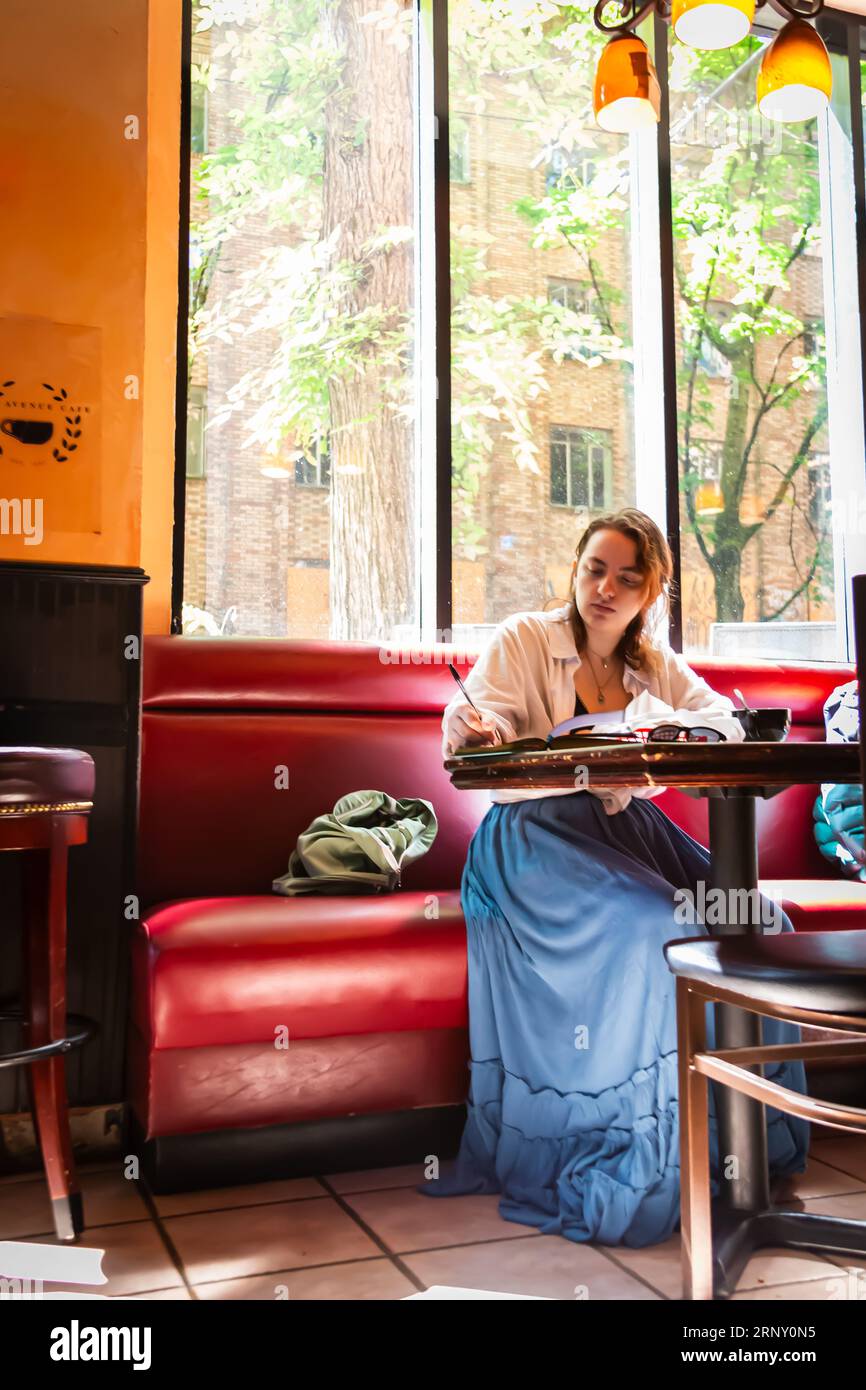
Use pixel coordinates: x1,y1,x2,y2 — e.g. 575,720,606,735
0,316,102,534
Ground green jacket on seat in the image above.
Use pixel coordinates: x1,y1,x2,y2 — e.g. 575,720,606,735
272,789,438,895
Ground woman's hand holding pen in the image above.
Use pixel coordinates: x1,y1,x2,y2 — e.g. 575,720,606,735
448,706,503,753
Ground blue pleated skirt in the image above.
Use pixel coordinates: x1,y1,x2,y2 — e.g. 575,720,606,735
417,791,810,1248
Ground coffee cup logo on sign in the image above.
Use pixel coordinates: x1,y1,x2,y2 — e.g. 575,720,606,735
0,381,85,462
0,419,54,446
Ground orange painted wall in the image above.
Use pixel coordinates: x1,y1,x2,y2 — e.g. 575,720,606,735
142,0,182,634
0,0,180,633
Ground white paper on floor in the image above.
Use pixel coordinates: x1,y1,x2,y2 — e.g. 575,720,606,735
403,1285,550,1299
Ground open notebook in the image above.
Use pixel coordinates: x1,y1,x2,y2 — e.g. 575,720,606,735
448,692,746,760
451,706,638,759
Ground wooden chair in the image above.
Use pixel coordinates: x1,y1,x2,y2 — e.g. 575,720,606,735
666,573,866,1298
665,931,866,1298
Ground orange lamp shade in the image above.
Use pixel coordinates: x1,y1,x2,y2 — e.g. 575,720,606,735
757,20,832,123
593,36,661,133
672,0,755,51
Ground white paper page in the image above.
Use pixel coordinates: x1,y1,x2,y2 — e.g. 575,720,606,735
549,707,629,739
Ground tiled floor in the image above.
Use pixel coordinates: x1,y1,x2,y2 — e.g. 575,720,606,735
1,1134,865,1300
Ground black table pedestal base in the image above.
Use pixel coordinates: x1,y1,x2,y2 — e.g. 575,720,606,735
711,1203,866,1297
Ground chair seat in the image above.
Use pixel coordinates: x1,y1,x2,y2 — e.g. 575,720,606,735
0,746,95,809
664,928,866,1017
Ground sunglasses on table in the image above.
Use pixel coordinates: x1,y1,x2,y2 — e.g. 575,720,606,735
632,724,727,744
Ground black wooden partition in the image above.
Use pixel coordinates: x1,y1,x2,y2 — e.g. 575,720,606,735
0,561,147,1124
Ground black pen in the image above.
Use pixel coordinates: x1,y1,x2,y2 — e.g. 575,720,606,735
447,662,483,720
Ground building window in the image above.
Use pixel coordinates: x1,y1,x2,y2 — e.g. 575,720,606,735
550,427,612,509
191,81,208,156
695,301,733,379
690,438,724,481
802,317,822,360
450,116,471,184
295,438,331,488
545,144,597,194
807,451,831,531
547,277,598,317
186,385,207,479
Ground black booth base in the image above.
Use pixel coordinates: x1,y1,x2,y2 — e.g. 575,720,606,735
126,1104,467,1196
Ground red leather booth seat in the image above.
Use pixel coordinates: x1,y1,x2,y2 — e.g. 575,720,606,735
130,638,863,1189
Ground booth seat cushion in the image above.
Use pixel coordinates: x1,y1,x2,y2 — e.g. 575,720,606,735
131,891,468,1051
759,879,866,931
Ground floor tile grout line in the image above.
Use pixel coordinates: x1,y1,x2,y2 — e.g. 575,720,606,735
189,1253,412,1292
803,1158,866,1186
133,1180,200,1301
589,1245,674,1300
315,1176,432,1292
142,1191,343,1221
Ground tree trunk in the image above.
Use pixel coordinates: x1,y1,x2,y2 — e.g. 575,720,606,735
322,0,415,641
712,370,752,623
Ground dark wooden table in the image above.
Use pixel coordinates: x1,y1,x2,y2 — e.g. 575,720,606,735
445,736,863,1294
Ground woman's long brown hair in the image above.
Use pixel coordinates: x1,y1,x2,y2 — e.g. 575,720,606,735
555,509,676,676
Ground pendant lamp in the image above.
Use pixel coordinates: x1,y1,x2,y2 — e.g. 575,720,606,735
591,0,828,128
757,18,832,122
672,0,756,50
593,34,661,132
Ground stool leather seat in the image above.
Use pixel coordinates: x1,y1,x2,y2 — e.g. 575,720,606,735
665,928,866,1017
0,747,95,809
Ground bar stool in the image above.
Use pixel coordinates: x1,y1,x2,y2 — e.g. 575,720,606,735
665,929,866,1299
0,746,97,1241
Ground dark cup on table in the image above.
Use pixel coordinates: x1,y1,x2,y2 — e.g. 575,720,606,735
732,706,791,741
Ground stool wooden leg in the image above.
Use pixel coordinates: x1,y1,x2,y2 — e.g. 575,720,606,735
677,977,713,1299
21,821,83,1242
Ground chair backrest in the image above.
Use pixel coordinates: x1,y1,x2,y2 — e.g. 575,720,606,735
138,637,854,906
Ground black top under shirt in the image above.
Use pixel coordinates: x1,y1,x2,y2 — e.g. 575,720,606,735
574,690,588,716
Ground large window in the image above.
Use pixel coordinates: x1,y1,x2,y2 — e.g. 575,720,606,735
177,2,866,663
448,4,643,630
670,21,846,659
182,0,419,641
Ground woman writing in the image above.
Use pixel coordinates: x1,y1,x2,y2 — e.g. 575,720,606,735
418,508,808,1248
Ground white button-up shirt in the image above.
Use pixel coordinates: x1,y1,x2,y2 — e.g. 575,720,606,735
442,604,745,815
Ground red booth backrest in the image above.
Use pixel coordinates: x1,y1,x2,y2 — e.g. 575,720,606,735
138,637,856,906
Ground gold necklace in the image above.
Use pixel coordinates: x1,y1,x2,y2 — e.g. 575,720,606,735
583,648,621,704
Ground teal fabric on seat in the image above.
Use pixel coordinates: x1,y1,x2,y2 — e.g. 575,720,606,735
813,680,865,881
